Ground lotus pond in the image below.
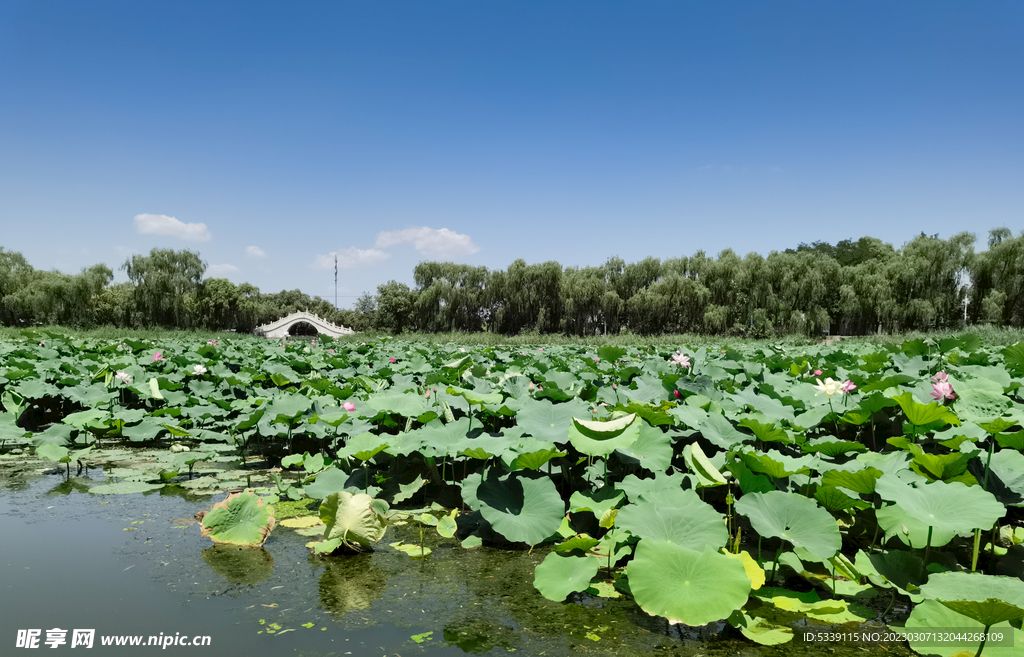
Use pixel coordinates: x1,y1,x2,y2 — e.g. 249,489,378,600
2,331,1024,656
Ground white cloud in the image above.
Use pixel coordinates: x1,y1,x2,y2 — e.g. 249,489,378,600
313,247,390,270
134,213,211,241
245,245,266,258
206,263,240,276
374,227,479,258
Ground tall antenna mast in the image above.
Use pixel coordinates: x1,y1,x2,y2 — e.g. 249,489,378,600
334,254,338,310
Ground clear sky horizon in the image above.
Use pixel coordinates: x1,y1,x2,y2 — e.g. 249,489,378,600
1,2,1021,308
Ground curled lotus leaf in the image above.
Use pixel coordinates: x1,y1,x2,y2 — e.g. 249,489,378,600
319,491,389,550
197,490,276,547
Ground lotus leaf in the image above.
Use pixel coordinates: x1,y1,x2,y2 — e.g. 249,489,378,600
197,491,275,547
628,540,751,627
735,491,841,560
319,491,388,549
533,552,599,601
920,572,1024,627
475,472,564,545
617,489,728,550
887,480,1005,537
727,611,793,646
567,414,640,457
901,600,1024,657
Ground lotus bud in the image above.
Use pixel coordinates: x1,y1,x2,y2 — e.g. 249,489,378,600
425,389,431,399
901,524,910,536
529,381,535,391
674,389,680,399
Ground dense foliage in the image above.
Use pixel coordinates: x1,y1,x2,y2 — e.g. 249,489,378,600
3,226,1023,336
3,331,1024,652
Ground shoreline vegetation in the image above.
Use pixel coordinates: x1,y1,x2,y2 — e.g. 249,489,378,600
2,227,1023,338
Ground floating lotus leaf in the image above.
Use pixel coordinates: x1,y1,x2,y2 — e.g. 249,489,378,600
533,552,599,601
919,572,1024,627
735,491,841,560
769,596,872,623
279,515,323,528
475,472,565,545
390,541,431,558
89,481,165,495
197,490,275,547
616,489,728,551
319,491,388,549
728,610,793,646
628,540,751,627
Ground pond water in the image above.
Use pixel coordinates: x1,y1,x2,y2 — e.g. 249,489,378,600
1,464,916,657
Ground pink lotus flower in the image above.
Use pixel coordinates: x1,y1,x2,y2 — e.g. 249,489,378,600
612,383,617,389
152,351,165,362
389,357,397,363
207,340,217,346
931,381,957,401
538,348,543,352
343,401,356,412
813,369,822,376
932,371,949,384
311,341,317,346
670,351,691,368
38,341,44,346
498,344,503,347
329,349,335,354
594,357,600,363
841,380,857,393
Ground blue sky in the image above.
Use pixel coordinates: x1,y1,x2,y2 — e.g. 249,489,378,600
1,2,1021,307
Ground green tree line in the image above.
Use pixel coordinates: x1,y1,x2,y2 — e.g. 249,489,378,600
0,228,1019,336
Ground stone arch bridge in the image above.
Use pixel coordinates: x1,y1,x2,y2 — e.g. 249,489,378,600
254,311,355,339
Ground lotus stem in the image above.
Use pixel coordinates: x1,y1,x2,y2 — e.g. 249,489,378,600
972,528,982,572
974,624,992,657
924,526,933,563
880,589,896,621
983,437,996,490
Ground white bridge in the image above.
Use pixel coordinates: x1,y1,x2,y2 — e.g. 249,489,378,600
254,311,355,339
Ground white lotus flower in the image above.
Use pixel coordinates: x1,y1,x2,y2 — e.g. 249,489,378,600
814,377,844,398
192,364,207,375
114,370,132,384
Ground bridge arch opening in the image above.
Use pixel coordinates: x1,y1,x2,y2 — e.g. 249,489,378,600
287,321,319,337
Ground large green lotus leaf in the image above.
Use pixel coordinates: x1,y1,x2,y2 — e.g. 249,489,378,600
901,600,1024,657
532,552,600,601
628,540,751,627
476,472,565,545
415,417,472,458
618,472,691,502
697,413,751,450
737,416,792,444
814,486,870,513
893,392,959,427
891,480,1005,536
458,432,518,460
735,491,841,560
198,491,276,547
821,467,882,494
366,392,427,417
516,398,591,445
987,449,1024,506
446,385,503,406
955,377,1011,425
863,548,927,595
336,432,388,462
615,421,674,473
264,393,312,421
320,491,388,548
875,504,957,548
568,487,625,517
616,489,728,551
802,436,867,457
731,388,796,423
568,415,640,457
738,449,814,479
920,572,1024,627
304,466,355,499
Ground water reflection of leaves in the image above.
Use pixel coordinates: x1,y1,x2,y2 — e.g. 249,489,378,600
318,555,387,617
201,545,274,585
